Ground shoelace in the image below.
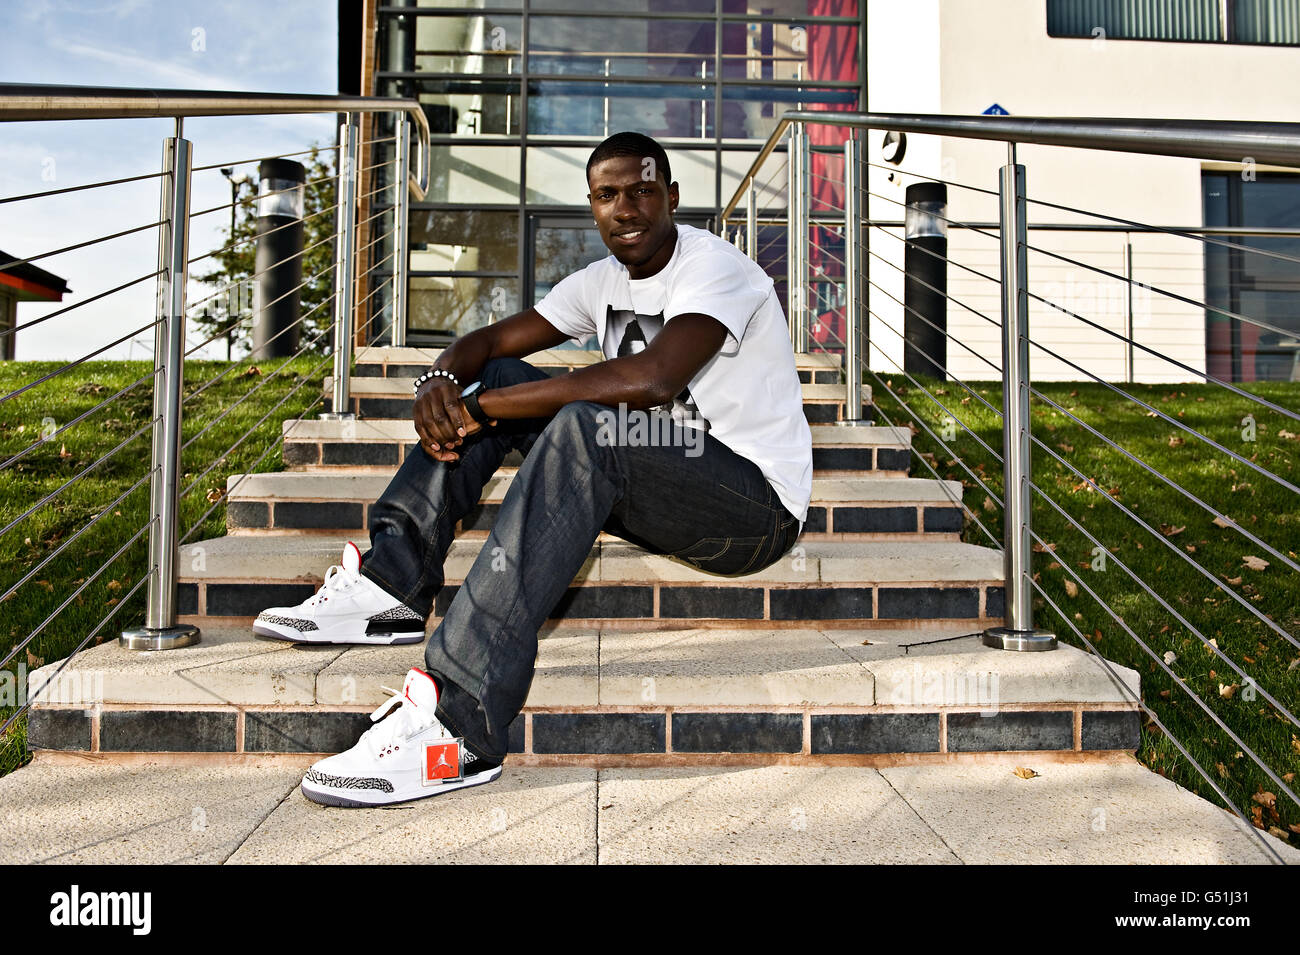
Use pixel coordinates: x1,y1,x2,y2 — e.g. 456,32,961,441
298,563,359,611
359,685,444,759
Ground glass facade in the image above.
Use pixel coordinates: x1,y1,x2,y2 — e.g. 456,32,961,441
366,0,863,344
1047,0,1300,45
1203,172,1300,382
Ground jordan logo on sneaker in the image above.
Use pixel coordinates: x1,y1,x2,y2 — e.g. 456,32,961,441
423,740,463,784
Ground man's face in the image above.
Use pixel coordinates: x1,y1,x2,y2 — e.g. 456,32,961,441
587,155,679,279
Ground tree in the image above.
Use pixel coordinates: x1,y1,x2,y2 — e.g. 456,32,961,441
191,143,337,358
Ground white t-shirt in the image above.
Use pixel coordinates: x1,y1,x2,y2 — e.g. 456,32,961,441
534,222,812,527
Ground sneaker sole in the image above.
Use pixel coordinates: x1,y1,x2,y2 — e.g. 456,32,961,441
299,764,503,808
252,621,425,645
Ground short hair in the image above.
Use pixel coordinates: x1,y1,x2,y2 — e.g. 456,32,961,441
586,132,672,186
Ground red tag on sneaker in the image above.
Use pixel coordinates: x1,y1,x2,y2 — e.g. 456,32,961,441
422,739,463,785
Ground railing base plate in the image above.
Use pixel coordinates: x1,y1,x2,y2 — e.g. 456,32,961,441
833,418,875,427
119,624,201,651
317,411,356,421
981,626,1057,652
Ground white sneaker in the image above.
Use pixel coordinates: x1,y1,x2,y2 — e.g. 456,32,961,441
253,542,426,645
300,668,503,807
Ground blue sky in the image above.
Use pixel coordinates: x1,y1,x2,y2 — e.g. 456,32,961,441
0,0,339,360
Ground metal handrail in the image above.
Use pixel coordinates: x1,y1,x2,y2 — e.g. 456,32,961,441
0,82,432,202
720,109,1300,222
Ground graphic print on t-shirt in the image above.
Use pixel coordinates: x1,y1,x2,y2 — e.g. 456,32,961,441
602,305,709,431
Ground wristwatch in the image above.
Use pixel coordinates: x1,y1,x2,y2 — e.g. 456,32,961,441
461,380,491,426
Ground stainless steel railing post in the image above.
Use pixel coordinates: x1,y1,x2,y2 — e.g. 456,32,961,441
121,131,201,650
746,175,757,261
391,110,411,348
786,122,809,351
322,112,360,421
796,123,811,353
839,131,868,425
984,143,1056,652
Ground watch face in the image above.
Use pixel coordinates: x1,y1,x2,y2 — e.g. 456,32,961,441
462,381,483,398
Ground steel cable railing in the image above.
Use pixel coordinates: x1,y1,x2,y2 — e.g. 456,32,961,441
0,269,163,343
179,275,396,544
720,110,1300,855
0,86,429,757
1026,559,1290,865
0,367,159,472
0,218,167,275
185,210,341,329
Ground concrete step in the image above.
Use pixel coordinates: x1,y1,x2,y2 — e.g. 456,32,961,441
6,758,1294,865
172,533,1005,629
280,418,913,477
24,623,1141,763
224,472,966,542
322,375,871,425
352,344,845,387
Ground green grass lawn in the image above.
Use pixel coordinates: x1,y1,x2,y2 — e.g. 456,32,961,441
0,354,328,776
870,372,1300,845
2,355,1297,846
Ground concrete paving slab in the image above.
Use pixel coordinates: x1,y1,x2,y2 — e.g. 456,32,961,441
316,628,599,707
598,628,872,705
0,760,304,864
596,766,958,864
879,759,1300,864
824,629,1140,705
225,766,596,864
27,627,340,706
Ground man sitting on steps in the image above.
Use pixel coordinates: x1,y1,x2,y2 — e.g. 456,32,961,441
253,131,813,807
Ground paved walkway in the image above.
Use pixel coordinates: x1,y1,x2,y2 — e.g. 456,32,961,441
1,755,1293,864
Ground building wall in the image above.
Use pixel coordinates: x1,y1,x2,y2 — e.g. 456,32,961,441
863,0,1299,383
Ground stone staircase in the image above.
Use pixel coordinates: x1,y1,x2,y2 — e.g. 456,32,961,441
25,346,1141,764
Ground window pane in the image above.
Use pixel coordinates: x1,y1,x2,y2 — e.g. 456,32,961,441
418,145,520,203
529,17,715,77
386,14,522,75
388,77,521,137
409,0,522,8
721,0,858,16
720,21,857,82
526,145,717,208
410,209,519,273
410,276,520,337
530,0,716,11
719,86,858,140
528,80,716,139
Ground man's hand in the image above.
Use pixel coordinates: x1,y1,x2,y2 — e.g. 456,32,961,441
414,381,495,462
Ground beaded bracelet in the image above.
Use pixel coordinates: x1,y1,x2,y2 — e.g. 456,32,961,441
412,367,459,395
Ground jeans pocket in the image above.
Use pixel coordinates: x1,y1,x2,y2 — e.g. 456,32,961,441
672,535,769,576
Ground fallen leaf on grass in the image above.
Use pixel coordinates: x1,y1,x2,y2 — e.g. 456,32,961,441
1169,435,1184,448
1159,524,1185,537
1163,651,1177,665
1212,515,1231,528
1219,683,1239,699
1242,555,1270,572
1013,767,1040,779
1222,575,1243,586
1252,791,1277,809
206,488,225,504
1269,827,1290,841
1215,762,1228,777
1064,580,1079,598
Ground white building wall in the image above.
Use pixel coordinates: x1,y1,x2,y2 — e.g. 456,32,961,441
863,0,1300,384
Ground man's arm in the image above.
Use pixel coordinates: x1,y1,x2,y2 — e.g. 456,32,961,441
479,313,726,419
414,308,570,455
418,313,728,459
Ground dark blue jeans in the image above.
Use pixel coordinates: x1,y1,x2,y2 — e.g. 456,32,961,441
361,357,801,760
